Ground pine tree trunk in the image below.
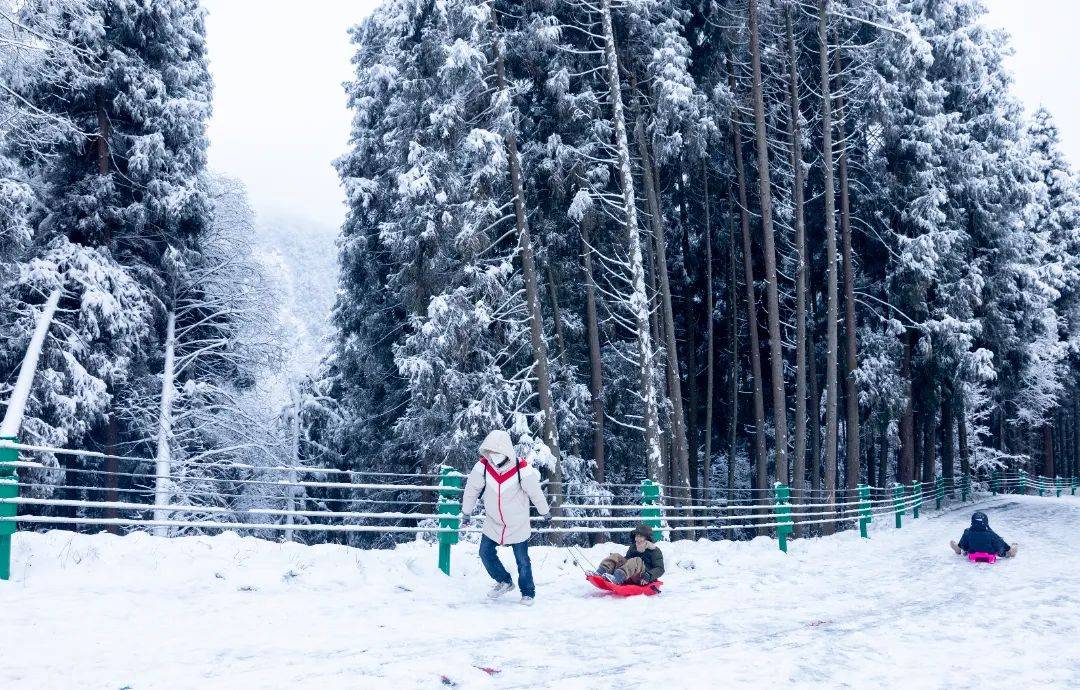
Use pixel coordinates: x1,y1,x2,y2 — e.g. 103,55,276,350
748,0,789,485
786,9,808,518
923,406,936,484
913,406,924,483
683,252,700,497
878,414,889,486
867,418,876,488
632,102,691,503
958,398,971,478
704,167,715,499
942,397,955,494
599,0,665,483
546,265,567,362
490,23,563,506
833,42,860,493
727,60,768,514
899,330,916,484
579,199,605,482
818,0,839,534
809,289,822,498
1043,421,1055,478
728,210,739,504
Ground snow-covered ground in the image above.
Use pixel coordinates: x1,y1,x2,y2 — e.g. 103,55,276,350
3,494,1078,689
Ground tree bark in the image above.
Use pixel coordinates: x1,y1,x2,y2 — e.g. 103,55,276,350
727,59,768,506
923,405,936,485
632,97,691,503
832,41,860,493
490,21,564,506
704,167,716,499
878,415,889,486
728,209,739,503
958,397,971,478
748,0,789,485
899,330,916,484
599,0,665,483
809,289,822,498
786,8,808,517
818,0,839,534
1043,421,1055,478
942,397,955,494
579,196,605,482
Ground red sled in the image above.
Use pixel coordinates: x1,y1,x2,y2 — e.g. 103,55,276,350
586,574,663,596
967,552,997,564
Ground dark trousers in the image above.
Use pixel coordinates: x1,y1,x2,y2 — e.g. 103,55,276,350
479,535,534,597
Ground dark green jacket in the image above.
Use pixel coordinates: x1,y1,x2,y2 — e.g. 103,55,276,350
625,544,665,582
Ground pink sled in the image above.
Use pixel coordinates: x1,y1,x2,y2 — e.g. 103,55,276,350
967,552,997,564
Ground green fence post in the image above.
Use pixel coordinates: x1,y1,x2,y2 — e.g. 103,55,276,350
641,479,663,542
961,474,970,503
1038,473,1045,497
1020,469,1027,495
893,485,904,529
935,475,943,511
912,480,922,519
857,484,871,539
774,484,793,552
1072,476,1077,496
0,436,18,581
991,470,999,496
437,465,464,576
1055,476,1062,498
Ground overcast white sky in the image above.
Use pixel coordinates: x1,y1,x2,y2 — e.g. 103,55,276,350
203,0,1080,231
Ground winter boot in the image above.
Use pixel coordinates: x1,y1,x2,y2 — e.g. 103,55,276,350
520,596,535,606
611,568,628,585
949,541,962,555
1006,543,1018,558
487,581,514,599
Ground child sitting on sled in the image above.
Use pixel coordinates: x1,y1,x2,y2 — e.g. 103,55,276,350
592,523,665,585
950,511,1018,558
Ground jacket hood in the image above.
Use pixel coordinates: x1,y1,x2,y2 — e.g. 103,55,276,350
479,430,516,464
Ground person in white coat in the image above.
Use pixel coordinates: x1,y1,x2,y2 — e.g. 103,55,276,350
461,430,551,604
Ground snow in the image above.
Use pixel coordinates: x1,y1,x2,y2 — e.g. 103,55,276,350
2,494,1078,689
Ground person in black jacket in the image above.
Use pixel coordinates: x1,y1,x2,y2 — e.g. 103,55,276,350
951,511,1018,558
591,523,665,585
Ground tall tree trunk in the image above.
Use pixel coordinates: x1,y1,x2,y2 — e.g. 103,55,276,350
599,0,665,483
958,398,971,478
1067,393,1075,479
684,243,700,497
818,0,839,533
878,415,889,486
727,60,768,508
942,396,955,494
809,288,822,498
579,197,605,482
832,34,860,494
1043,421,1055,478
787,8,808,517
632,99,691,503
704,167,716,499
546,265,567,362
728,210,739,503
864,414,872,485
923,406,936,485
913,406,924,483
490,21,563,505
748,0,789,485
899,330,916,484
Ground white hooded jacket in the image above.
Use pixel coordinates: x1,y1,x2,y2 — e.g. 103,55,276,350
461,430,550,545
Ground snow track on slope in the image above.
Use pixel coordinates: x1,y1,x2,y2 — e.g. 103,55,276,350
1,494,1077,689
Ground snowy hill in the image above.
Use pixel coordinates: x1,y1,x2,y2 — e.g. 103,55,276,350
3,494,1078,689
